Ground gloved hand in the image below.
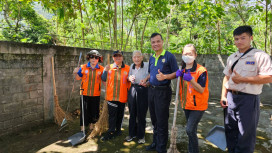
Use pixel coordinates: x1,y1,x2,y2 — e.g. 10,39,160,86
176,69,184,78
183,70,192,81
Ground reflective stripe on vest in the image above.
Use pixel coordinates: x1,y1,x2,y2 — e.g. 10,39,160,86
180,80,188,108
87,69,96,96
106,64,130,103
111,68,122,101
80,64,103,96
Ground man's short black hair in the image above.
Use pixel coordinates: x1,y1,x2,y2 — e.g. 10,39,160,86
233,26,253,36
150,33,163,40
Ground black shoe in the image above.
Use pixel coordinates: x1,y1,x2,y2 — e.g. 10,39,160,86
114,130,122,137
101,132,114,141
146,143,156,151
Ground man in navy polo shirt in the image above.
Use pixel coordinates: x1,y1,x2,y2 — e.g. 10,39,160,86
141,33,178,153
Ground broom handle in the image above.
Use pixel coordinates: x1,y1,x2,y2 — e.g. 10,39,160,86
104,53,110,100
172,66,181,127
66,52,82,112
72,52,82,92
81,94,85,134
52,57,57,96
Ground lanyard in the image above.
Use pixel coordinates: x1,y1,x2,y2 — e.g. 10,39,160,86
231,48,254,72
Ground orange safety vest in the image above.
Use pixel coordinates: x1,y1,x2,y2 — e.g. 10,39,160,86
80,64,104,96
106,63,130,103
179,64,209,110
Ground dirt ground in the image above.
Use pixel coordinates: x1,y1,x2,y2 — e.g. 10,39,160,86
0,98,271,153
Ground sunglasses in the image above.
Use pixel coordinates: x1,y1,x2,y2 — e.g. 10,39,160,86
113,54,122,57
89,55,100,59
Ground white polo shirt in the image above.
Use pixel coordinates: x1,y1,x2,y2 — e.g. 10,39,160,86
129,62,149,84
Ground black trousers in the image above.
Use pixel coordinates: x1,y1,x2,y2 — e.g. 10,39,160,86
127,85,148,139
225,91,260,153
148,86,172,153
80,96,100,126
107,101,125,133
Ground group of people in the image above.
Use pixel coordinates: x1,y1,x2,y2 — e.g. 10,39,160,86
73,25,272,153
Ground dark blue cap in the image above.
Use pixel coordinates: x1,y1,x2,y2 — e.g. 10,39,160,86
113,50,123,56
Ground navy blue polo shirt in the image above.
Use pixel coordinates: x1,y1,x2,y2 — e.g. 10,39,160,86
148,50,178,86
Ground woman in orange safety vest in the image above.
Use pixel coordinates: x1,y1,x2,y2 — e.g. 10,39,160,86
176,44,209,153
73,50,104,131
100,50,130,141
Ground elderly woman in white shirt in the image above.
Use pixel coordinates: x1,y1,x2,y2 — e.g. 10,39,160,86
124,50,149,144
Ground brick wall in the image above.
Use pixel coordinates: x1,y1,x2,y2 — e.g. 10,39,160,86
0,41,271,136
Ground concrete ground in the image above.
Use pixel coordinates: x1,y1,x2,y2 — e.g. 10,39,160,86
0,98,271,153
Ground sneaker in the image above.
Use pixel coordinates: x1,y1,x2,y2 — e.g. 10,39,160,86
101,132,114,141
138,138,145,144
124,136,136,142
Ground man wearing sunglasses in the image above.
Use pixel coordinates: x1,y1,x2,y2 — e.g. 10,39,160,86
101,50,130,141
73,50,104,132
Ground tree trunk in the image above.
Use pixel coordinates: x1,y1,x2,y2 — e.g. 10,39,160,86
135,19,138,50
108,0,113,50
98,23,102,48
123,13,138,51
82,0,94,34
3,2,12,28
100,24,104,49
166,6,173,49
217,20,221,54
15,4,21,33
216,0,221,54
141,17,149,51
113,0,117,49
120,0,124,51
236,1,246,24
78,0,85,47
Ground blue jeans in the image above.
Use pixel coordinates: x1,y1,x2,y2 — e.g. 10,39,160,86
184,109,205,153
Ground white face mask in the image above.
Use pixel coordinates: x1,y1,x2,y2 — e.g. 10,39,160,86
182,55,195,64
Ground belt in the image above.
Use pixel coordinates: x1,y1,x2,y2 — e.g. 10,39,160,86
150,85,170,89
131,84,143,87
228,90,251,95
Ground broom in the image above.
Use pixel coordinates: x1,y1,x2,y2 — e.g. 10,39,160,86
88,53,110,138
59,52,82,130
167,67,181,153
51,57,72,126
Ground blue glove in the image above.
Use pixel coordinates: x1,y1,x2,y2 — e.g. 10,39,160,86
183,70,192,81
176,69,184,78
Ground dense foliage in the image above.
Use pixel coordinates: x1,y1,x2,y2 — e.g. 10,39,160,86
0,0,271,55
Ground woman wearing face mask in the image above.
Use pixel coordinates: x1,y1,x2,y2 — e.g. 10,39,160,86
176,44,209,153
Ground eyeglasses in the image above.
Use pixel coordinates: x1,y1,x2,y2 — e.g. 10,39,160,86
113,54,122,57
90,55,99,59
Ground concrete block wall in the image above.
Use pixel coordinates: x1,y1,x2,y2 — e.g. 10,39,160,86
0,41,110,136
0,53,44,135
0,41,271,136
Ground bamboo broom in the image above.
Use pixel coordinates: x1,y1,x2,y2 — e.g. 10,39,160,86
167,67,182,153
51,57,72,126
88,53,110,138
